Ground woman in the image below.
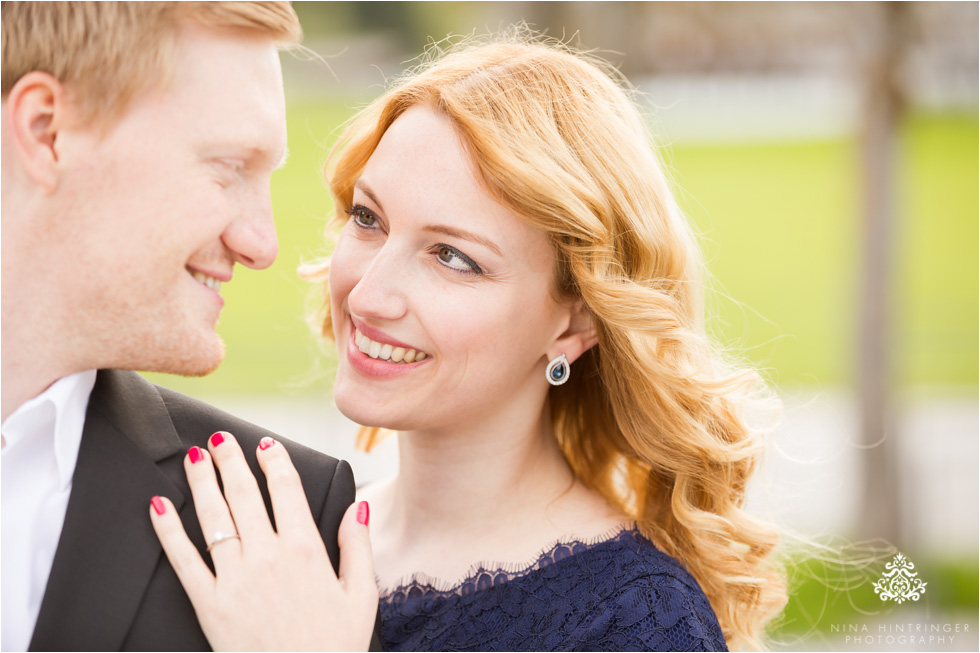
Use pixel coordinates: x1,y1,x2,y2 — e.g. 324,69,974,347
151,36,787,651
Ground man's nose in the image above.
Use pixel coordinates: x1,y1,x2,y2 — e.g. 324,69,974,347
222,191,278,270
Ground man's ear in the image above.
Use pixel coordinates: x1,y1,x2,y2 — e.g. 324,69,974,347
547,300,599,365
5,71,69,193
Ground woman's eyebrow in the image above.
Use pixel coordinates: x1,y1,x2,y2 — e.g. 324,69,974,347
355,178,385,213
423,225,502,257
354,179,501,256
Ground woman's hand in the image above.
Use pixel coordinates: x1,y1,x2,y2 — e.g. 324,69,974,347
148,432,378,652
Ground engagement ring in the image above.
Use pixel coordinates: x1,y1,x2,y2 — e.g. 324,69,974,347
206,530,241,552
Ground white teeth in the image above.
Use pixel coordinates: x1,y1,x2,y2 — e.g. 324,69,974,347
353,328,427,364
191,270,221,293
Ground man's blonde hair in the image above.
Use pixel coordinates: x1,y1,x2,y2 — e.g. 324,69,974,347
2,1,301,127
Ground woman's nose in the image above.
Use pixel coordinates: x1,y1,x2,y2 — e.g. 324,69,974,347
346,244,410,323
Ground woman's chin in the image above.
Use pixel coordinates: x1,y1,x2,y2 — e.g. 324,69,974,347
334,390,399,431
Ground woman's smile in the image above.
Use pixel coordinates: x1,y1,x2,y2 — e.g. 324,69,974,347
345,317,430,379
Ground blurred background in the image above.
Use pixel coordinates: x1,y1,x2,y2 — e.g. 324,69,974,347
144,2,978,649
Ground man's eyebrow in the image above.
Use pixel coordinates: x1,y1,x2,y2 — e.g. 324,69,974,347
275,146,290,170
355,179,385,213
423,225,502,257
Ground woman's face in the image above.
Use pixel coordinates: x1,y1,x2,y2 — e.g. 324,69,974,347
329,105,571,432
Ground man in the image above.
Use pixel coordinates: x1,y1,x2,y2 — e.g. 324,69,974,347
1,3,375,650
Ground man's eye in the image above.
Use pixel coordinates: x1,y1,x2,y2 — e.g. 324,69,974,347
212,159,245,186
220,159,247,176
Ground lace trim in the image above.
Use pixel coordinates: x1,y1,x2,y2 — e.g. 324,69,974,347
378,522,644,600
377,525,728,651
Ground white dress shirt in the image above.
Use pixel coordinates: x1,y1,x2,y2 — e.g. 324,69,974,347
2,370,97,652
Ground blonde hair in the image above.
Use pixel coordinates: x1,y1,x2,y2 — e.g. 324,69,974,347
304,35,787,650
1,1,301,127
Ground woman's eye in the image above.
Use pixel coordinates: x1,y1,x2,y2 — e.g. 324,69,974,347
347,206,377,228
436,245,482,275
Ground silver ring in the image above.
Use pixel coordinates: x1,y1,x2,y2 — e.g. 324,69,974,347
206,530,241,552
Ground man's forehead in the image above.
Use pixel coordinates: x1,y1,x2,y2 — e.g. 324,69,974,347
163,25,288,152
169,24,285,103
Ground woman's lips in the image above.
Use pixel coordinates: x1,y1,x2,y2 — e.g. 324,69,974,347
345,319,430,378
353,327,427,363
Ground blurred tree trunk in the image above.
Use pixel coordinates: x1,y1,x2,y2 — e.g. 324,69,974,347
857,2,905,545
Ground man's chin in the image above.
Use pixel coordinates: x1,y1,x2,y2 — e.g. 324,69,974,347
132,334,226,377
168,347,225,378
170,358,223,378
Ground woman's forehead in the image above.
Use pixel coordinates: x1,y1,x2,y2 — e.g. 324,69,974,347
359,107,555,267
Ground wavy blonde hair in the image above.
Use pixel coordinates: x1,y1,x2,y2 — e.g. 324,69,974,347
303,34,787,650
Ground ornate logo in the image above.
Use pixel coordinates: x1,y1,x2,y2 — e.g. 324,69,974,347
872,552,927,604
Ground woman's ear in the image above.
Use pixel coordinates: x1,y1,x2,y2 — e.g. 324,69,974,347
5,71,69,193
547,300,598,365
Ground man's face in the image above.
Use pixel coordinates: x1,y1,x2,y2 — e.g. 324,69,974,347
49,24,287,375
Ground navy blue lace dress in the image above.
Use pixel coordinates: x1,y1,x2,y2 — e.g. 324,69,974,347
378,528,728,651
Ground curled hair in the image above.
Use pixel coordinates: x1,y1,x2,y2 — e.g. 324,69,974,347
303,33,787,650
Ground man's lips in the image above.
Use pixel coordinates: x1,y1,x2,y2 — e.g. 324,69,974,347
186,266,231,293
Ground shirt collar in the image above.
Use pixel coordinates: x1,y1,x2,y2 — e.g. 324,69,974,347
2,370,98,489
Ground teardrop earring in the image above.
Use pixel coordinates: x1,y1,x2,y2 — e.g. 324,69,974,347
545,353,570,386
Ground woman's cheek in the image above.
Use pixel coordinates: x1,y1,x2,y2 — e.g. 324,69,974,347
329,233,366,306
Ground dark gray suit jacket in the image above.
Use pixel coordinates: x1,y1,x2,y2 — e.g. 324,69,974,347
28,369,378,651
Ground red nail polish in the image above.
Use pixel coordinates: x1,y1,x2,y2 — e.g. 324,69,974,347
210,432,225,447
259,437,276,451
151,496,166,515
356,501,370,526
188,446,204,464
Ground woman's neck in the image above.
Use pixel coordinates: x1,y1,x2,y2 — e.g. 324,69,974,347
386,402,574,545
364,393,627,588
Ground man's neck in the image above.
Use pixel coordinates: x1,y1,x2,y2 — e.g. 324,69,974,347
1,319,80,422
1,360,71,424
1,239,92,422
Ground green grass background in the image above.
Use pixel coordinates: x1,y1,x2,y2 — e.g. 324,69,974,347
144,106,978,395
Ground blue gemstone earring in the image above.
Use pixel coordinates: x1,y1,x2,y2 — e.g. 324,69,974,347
546,353,570,386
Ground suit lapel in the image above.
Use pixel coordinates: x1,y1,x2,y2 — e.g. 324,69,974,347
30,370,187,651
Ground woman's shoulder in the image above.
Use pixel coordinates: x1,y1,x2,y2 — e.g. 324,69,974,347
592,528,709,594
561,528,729,651
378,526,728,652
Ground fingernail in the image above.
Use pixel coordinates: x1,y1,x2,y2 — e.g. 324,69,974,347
259,436,276,451
188,446,204,464
151,496,166,515
356,501,370,526
210,432,225,447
